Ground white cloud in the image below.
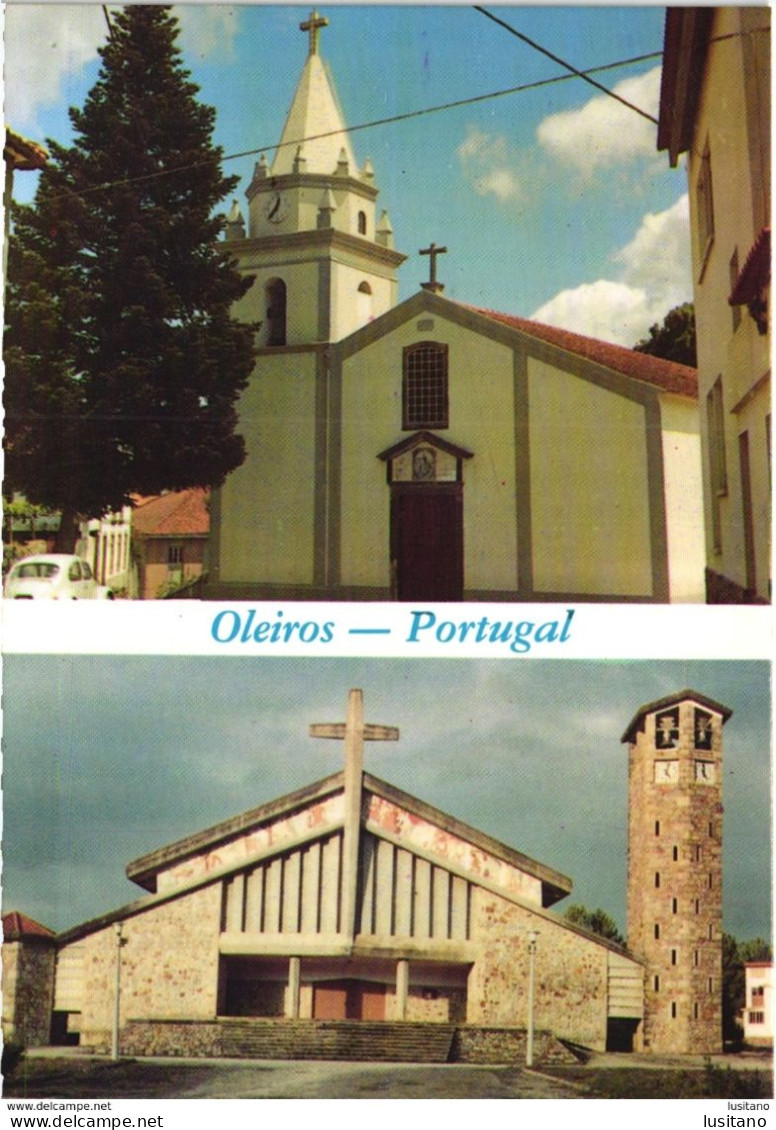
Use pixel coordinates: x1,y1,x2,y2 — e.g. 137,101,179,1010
530,194,692,346
615,194,691,296
176,5,241,62
456,127,521,203
4,5,241,134
536,67,662,176
531,279,652,346
4,5,106,131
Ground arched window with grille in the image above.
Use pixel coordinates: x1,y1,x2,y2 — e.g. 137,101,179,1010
403,342,449,429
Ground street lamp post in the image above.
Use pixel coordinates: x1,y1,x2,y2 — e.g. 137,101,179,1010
111,922,127,1061
526,930,539,1067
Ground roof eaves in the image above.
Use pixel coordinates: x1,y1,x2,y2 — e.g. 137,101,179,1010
657,8,714,166
126,771,344,890
365,772,573,903
621,688,733,744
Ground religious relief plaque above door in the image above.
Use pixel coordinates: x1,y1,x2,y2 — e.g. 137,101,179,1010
378,431,473,602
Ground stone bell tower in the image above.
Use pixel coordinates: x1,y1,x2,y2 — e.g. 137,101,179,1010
622,689,732,1054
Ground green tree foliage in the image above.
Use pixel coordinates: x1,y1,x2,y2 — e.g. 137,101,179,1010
634,302,697,368
563,904,625,946
4,6,255,545
722,933,773,1044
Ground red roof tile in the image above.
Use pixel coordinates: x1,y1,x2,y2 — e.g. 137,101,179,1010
729,228,770,306
2,911,56,940
469,306,698,399
131,488,210,537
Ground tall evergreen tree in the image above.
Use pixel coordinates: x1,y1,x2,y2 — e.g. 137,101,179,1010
4,6,255,545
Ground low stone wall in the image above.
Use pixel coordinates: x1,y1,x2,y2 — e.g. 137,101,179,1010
122,1020,222,1058
120,1018,577,1065
450,1026,577,1065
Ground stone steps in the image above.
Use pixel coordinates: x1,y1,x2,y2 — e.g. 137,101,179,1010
218,1018,456,1062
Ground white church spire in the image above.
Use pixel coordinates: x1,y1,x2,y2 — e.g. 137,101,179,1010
270,10,358,177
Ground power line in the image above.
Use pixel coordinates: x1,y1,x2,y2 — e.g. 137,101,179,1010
38,49,662,206
474,5,659,126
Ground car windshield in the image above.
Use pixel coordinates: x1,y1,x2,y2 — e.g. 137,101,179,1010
16,562,60,579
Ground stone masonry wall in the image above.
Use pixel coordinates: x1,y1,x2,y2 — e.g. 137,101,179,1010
75,884,222,1051
468,888,611,1050
627,700,723,1053
1,941,56,1047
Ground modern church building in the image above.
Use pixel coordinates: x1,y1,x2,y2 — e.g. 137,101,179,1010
3,687,730,1060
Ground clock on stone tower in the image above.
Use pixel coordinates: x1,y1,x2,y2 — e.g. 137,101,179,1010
621,690,731,1056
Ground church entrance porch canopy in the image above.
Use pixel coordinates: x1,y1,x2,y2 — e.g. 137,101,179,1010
219,953,470,1023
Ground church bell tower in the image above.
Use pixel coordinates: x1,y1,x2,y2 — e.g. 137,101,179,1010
623,690,732,1054
226,9,405,346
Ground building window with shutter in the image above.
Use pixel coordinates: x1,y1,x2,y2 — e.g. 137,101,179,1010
707,377,728,552
403,342,449,430
696,144,715,271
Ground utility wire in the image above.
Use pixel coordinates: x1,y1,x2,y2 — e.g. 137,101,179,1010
39,49,662,205
474,5,659,126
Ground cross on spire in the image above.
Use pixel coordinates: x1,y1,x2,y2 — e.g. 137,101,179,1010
300,9,329,57
310,689,399,938
420,241,448,294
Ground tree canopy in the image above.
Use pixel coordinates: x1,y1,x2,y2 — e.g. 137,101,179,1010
4,6,255,541
563,904,625,946
633,302,697,367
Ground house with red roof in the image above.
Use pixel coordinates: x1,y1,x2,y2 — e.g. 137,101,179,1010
207,13,704,603
2,912,56,1046
131,488,209,599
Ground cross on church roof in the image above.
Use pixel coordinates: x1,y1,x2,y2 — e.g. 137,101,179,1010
310,688,399,772
420,241,448,294
310,689,399,939
300,9,329,57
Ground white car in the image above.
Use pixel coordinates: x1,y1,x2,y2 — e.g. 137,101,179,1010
3,554,114,600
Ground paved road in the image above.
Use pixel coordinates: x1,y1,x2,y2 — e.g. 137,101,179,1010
141,1059,582,1098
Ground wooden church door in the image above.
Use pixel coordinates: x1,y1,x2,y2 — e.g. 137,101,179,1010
391,485,464,601
313,979,386,1020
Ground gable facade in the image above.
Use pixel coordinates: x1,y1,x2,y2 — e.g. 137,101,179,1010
41,769,641,1055
210,291,703,602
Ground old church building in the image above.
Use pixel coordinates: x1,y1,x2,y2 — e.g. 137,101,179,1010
3,687,730,1060
204,11,705,604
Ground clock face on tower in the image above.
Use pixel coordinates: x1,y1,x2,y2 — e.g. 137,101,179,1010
694,760,716,783
654,759,679,784
264,192,288,224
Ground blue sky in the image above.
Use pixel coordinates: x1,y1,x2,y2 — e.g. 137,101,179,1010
2,657,770,944
5,3,693,345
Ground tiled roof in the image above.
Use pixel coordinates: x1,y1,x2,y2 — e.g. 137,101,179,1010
2,911,56,941
470,306,698,399
131,488,210,537
729,228,771,306
5,127,48,171
621,688,733,744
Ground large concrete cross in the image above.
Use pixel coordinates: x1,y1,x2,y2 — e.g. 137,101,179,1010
310,689,399,938
300,9,329,57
